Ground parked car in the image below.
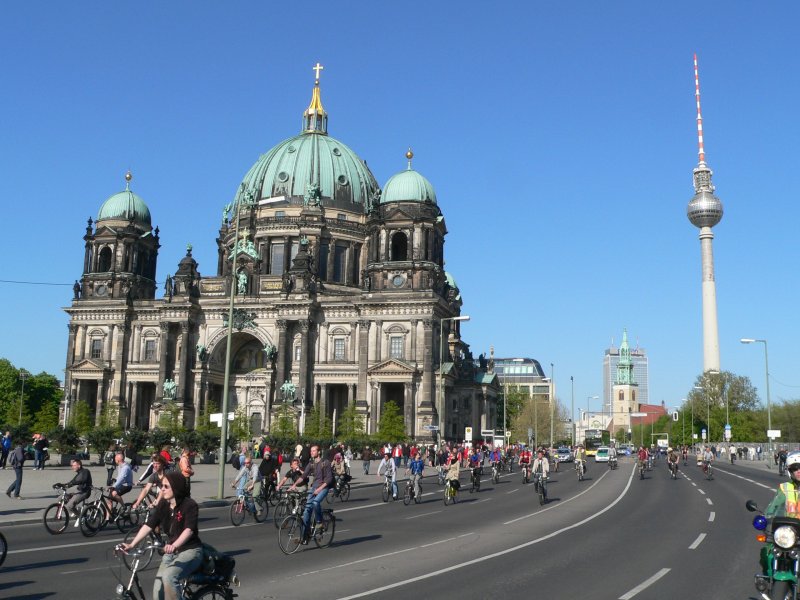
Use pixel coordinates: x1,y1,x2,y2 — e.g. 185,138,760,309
595,447,610,463
23,445,50,462
557,447,573,462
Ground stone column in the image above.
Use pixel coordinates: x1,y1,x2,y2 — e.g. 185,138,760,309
156,321,170,404
357,320,370,410
176,322,189,406
374,320,382,362
130,383,139,429
319,322,328,364
327,237,336,282
349,323,356,362
96,377,105,422
283,236,291,274
347,383,355,408
410,319,418,365
275,320,288,391
133,324,142,362
319,383,327,422
66,324,78,367
404,382,412,437
420,320,434,408
104,326,113,362
78,325,88,359
345,242,355,285
298,320,310,406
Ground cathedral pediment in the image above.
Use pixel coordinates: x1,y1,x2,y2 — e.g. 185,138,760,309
382,207,416,221
70,358,109,373
367,358,418,376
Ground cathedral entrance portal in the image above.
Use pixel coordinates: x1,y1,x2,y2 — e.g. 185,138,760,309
382,382,405,422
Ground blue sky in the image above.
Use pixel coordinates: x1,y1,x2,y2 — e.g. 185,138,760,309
1,2,798,418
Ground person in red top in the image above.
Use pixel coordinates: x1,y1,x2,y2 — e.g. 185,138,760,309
518,447,532,478
637,446,648,470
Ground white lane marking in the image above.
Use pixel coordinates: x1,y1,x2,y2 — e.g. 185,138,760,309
420,535,463,548
691,482,697,487
506,488,519,494
714,466,777,491
504,469,609,525
618,568,671,600
471,498,490,504
698,489,706,495
405,511,442,520
708,512,715,522
299,546,418,576
61,565,111,574
689,533,707,550
335,465,635,600
706,498,713,506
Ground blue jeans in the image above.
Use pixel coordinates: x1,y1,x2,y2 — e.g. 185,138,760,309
6,467,22,497
35,449,44,470
153,546,204,600
302,487,329,533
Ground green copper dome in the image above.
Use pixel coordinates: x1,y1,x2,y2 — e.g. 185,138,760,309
382,168,437,204
235,132,379,210
97,174,151,227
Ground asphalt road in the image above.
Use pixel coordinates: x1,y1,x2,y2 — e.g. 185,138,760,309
0,456,783,600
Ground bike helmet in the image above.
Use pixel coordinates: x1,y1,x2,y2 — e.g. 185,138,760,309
786,452,800,476
667,447,673,453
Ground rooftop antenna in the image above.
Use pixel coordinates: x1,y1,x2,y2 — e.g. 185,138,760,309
694,53,706,166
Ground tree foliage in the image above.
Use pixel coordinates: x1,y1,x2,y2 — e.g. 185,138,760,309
32,398,61,434
0,359,63,427
272,401,297,439
375,401,406,443
69,400,94,436
337,402,366,443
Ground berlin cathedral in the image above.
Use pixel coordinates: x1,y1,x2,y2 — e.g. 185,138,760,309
63,66,499,442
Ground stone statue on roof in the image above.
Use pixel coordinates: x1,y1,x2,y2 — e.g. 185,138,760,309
304,182,321,207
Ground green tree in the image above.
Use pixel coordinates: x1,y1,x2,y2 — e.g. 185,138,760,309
497,386,527,433
338,402,366,442
684,370,761,444
32,398,60,434
148,428,172,453
157,402,184,438
228,405,251,446
69,400,94,436
303,405,322,440
49,425,81,454
375,401,406,443
85,426,118,463
273,401,296,439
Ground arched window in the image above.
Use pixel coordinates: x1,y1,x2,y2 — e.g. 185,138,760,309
632,390,636,403
391,232,408,261
618,390,624,401
98,247,113,272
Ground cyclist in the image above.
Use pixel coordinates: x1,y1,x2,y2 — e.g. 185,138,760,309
468,446,482,488
532,449,549,483
280,457,309,494
332,453,349,496
406,451,425,499
701,446,714,475
231,455,261,511
258,447,281,500
518,446,532,480
681,445,689,465
445,450,461,496
61,457,93,517
608,443,618,468
575,444,587,474
489,446,502,472
636,446,648,471
298,445,334,543
778,447,789,474
108,451,133,513
377,450,398,500
667,447,679,476
132,454,168,510
122,471,203,600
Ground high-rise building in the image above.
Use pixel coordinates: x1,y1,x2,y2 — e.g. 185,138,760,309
493,357,550,398
687,54,723,372
603,336,648,410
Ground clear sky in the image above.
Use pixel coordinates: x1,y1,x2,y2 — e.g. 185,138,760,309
1,2,798,419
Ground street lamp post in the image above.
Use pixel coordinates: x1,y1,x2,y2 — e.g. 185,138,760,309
18,370,29,425
570,376,575,446
584,395,598,443
438,315,470,443
741,338,772,455
549,363,554,448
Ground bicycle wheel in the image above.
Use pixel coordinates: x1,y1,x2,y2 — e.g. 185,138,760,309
443,483,451,506
0,531,6,567
539,487,546,506
192,586,229,599
277,515,303,555
339,483,350,502
116,503,138,533
43,502,69,535
267,484,280,507
122,529,155,571
314,510,336,548
80,505,105,537
230,498,247,526
403,484,412,505
326,486,336,504
253,495,268,523
381,483,390,503
273,499,290,529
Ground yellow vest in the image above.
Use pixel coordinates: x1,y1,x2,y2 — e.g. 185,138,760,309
780,482,800,517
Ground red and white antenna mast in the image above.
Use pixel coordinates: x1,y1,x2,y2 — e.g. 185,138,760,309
694,53,706,165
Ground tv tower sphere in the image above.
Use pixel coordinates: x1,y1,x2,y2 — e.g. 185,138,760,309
687,184,723,228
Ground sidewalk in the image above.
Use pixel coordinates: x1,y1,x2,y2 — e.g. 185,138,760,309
0,455,399,526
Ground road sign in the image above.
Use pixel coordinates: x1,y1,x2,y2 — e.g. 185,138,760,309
768,429,781,439
465,426,473,441
701,428,707,440
210,412,235,426
631,412,647,418
527,428,533,439
672,411,679,422
423,425,439,431
481,429,494,436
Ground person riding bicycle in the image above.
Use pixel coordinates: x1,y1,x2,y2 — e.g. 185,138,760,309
701,446,714,474
445,450,461,493
122,471,203,600
231,455,261,510
637,446,648,471
778,447,789,473
469,447,482,477
132,454,168,510
258,447,280,498
575,444,587,473
297,445,334,543
608,444,618,466
667,447,679,474
377,451,399,500
61,457,93,517
681,445,689,463
489,447,502,471
280,457,309,494
332,453,349,495
406,452,425,499
518,447,532,478
108,451,133,512
532,449,550,482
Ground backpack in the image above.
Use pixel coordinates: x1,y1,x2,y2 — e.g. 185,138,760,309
9,449,19,468
230,453,241,470
200,543,236,582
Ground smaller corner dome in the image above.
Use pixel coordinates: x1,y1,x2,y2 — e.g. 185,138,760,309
97,189,152,228
382,169,437,204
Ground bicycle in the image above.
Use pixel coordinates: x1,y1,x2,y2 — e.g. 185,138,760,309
273,490,306,529
638,461,645,480
533,471,547,505
521,463,531,485
469,468,481,493
326,476,351,503
277,507,336,555
381,475,396,502
608,456,617,471
81,486,139,537
43,483,88,535
403,476,423,505
443,479,458,505
260,476,280,507
576,461,585,481
230,489,267,526
668,461,679,480
121,516,163,572
112,542,239,599
505,456,514,473
703,462,713,480
437,465,446,486
491,462,500,485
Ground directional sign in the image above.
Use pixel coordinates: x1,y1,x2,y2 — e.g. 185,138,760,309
631,412,647,418
481,429,495,436
527,428,533,438
210,412,235,426
423,425,439,431
768,429,781,439
672,411,679,422
465,426,473,441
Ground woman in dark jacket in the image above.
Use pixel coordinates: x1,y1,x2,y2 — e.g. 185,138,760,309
122,471,203,599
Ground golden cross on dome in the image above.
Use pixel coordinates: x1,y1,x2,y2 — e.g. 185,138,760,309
312,62,324,81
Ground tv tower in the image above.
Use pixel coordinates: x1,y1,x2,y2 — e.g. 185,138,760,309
687,54,723,372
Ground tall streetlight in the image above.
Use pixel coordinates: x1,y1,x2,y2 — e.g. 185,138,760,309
585,395,598,442
570,376,575,446
18,370,29,425
741,338,772,454
549,363,555,448
438,315,470,443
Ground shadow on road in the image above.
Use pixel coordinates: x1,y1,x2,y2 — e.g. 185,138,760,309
0,580,34,592
0,557,88,574
0,507,40,517
331,534,381,548
3,594,56,599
